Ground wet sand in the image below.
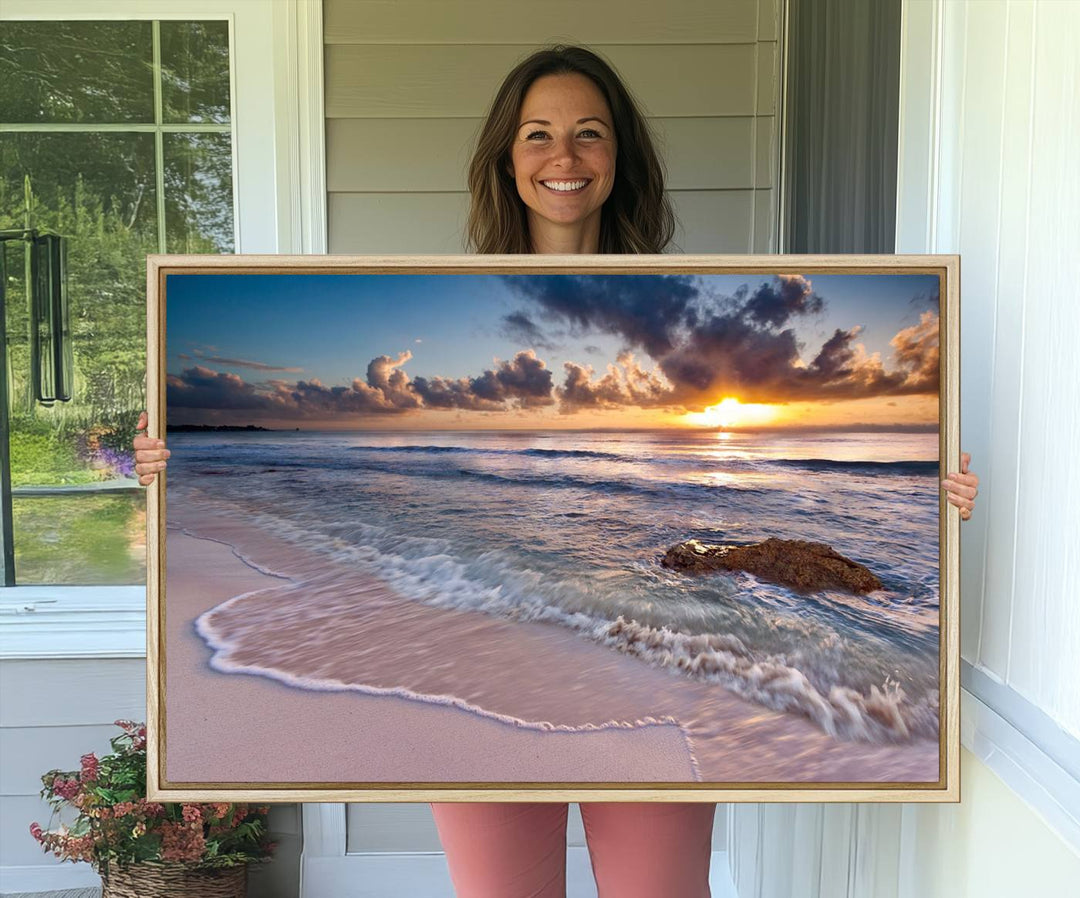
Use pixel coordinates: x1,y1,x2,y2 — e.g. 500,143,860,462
165,526,696,784
164,502,939,785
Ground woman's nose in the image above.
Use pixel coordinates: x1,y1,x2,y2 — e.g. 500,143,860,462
548,134,580,165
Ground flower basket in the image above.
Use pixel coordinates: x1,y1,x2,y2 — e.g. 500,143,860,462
30,721,275,891
101,860,247,898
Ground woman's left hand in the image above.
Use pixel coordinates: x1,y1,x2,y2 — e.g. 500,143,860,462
941,451,979,521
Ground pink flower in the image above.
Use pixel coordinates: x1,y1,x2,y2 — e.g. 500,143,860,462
160,821,206,863
29,822,43,842
52,777,80,801
181,805,202,824
80,753,99,782
136,798,166,817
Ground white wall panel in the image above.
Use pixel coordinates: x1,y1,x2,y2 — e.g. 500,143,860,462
899,0,1080,738
1005,1,1080,730
954,0,1010,673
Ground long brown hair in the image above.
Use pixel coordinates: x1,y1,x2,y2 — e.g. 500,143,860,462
466,45,676,254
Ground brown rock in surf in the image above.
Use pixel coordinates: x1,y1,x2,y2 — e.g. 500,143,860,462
661,537,882,595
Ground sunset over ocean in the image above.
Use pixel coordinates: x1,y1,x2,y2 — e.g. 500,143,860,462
163,271,942,785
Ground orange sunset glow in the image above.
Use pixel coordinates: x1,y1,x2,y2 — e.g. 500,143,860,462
682,397,779,429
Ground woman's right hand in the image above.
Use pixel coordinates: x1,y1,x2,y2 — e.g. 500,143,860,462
133,411,170,486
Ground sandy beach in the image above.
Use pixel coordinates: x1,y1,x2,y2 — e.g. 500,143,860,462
164,499,939,786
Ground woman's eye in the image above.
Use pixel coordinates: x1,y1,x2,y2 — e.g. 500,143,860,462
525,130,549,140
579,129,602,138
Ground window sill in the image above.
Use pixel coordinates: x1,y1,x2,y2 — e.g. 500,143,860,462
961,662,1080,854
0,585,145,659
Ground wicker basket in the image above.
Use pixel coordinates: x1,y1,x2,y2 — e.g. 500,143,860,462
100,861,247,897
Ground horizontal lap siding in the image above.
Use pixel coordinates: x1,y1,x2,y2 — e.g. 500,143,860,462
0,659,145,867
324,0,761,45
325,0,780,254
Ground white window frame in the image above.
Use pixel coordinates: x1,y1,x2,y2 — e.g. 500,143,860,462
0,0,326,659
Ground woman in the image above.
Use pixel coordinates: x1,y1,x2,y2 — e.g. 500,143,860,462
135,45,979,898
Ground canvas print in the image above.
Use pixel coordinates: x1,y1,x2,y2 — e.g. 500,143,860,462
151,256,957,800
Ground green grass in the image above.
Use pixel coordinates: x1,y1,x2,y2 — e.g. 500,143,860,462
13,492,146,585
8,430,100,486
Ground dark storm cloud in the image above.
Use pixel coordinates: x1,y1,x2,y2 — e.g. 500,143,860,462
742,274,824,328
499,311,559,351
527,273,940,409
500,274,700,357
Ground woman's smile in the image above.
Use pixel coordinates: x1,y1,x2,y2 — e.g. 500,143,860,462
540,178,592,193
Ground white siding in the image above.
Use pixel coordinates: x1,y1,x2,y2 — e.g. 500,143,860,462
0,660,146,871
324,0,782,254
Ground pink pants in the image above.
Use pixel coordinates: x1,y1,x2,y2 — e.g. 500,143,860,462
430,802,715,898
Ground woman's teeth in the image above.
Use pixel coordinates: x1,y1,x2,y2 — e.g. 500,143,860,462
542,179,589,192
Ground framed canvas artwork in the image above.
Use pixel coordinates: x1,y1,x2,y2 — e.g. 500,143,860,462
145,254,960,803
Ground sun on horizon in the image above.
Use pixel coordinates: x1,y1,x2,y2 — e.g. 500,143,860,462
682,397,779,429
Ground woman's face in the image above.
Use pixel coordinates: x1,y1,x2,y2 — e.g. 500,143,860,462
509,73,617,241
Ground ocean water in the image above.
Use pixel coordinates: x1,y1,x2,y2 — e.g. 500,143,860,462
168,428,941,744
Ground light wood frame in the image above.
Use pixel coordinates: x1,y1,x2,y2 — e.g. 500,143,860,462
146,253,960,803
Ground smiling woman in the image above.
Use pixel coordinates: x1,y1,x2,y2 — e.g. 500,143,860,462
508,73,617,253
465,45,675,255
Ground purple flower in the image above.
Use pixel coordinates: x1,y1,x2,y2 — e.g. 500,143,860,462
95,447,136,479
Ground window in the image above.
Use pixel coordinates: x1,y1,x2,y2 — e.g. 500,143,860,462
0,18,235,585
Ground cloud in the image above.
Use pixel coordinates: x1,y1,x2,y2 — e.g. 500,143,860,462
501,274,700,357
526,275,939,410
412,350,555,410
560,351,671,412
166,366,271,410
500,311,559,350
190,348,304,373
365,351,423,410
167,363,416,417
889,310,939,391
743,274,824,328
168,350,556,419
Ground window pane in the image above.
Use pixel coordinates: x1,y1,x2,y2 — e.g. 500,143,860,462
160,20,232,124
0,21,154,124
164,133,235,252
1,132,157,425
0,19,234,586
13,493,145,586
2,132,156,585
